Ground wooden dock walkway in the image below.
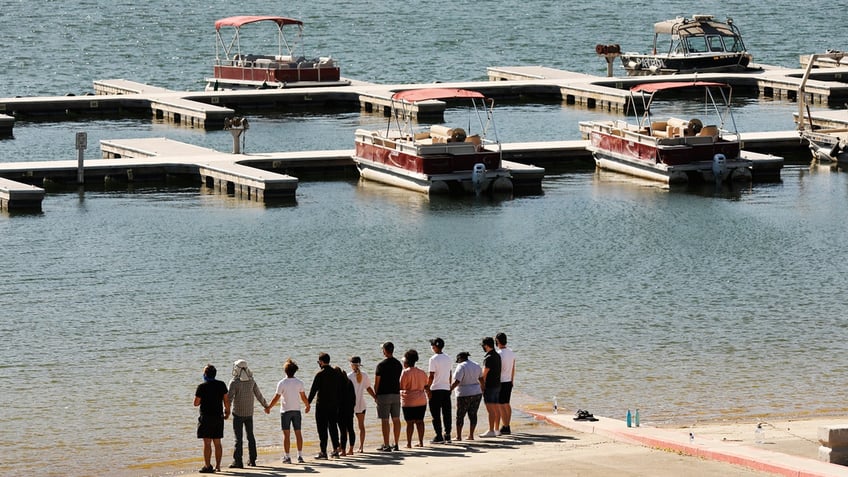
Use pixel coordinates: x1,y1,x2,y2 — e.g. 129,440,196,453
1,63,846,133
0,128,797,212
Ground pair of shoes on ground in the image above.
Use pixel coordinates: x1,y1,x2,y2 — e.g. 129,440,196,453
479,429,501,438
199,465,215,473
314,452,328,460
500,425,511,435
574,409,599,422
285,455,304,463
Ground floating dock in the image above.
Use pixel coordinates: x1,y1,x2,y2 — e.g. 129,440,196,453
1,63,847,132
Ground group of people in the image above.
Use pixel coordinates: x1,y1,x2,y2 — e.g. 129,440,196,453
192,333,516,473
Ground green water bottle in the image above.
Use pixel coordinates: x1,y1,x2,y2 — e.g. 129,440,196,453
635,409,640,427
626,409,632,427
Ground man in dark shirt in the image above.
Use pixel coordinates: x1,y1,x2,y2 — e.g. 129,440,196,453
478,337,502,438
373,341,402,451
194,364,231,473
307,352,341,459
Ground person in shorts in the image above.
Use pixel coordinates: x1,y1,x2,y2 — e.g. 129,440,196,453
373,341,402,451
478,337,502,438
267,359,310,464
495,332,516,435
400,349,428,448
194,364,230,473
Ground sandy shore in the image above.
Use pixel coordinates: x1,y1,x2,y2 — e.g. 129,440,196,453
165,411,848,477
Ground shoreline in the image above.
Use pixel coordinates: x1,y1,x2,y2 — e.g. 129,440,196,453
140,405,848,477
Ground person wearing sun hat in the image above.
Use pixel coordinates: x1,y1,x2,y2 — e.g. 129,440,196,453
227,359,269,468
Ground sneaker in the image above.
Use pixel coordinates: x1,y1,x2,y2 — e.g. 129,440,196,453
297,456,305,464
282,456,291,464
330,451,340,458
500,425,511,435
430,436,445,444
248,461,256,467
479,430,497,438
314,452,328,460
391,444,399,451
445,435,452,444
228,462,243,469
377,445,393,452
495,429,502,436
198,466,215,474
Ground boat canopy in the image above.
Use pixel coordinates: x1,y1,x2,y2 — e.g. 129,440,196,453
215,16,303,31
653,16,737,37
631,81,730,94
392,88,486,103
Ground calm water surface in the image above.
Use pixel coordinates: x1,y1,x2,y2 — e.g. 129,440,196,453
2,1,848,476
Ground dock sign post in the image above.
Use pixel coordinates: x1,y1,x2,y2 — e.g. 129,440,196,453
75,132,87,184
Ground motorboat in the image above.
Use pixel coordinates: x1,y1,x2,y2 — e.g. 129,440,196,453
205,15,346,90
619,15,754,76
579,81,752,184
796,51,848,165
352,88,513,195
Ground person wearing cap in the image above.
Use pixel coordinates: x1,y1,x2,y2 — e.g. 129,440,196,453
194,364,230,474
267,358,310,464
450,351,482,441
227,360,269,468
373,341,402,452
478,337,502,438
348,356,376,453
495,332,516,435
426,337,452,444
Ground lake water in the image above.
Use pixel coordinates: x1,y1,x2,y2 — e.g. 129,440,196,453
2,1,848,476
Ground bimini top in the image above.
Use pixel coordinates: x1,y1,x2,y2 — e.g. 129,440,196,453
214,16,303,30
392,88,486,103
653,15,737,37
631,81,730,94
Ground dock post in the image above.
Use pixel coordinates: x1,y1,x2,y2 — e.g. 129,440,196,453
75,132,88,184
224,117,249,154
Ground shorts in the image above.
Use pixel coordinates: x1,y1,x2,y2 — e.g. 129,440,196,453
281,410,302,431
376,394,400,419
197,414,224,439
498,381,513,404
483,386,501,404
402,405,426,421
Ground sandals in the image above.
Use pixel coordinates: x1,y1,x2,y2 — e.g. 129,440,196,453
574,409,599,422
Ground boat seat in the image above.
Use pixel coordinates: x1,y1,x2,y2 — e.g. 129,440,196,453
699,125,719,137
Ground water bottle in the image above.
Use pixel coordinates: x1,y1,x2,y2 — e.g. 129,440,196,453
553,397,558,414
635,409,640,427
755,423,764,444
626,409,632,427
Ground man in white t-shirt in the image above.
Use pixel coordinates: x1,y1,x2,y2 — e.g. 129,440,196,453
267,359,311,464
426,337,452,444
496,332,516,435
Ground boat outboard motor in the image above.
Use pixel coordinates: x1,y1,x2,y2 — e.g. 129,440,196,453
472,163,487,195
712,153,727,182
